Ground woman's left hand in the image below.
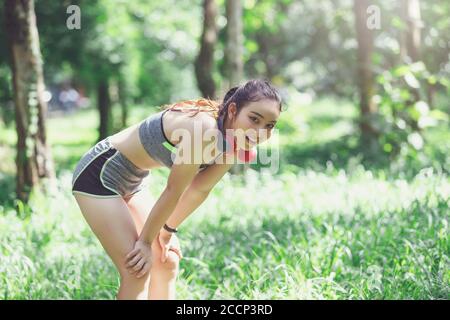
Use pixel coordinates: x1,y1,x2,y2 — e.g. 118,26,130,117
125,239,153,278
158,228,183,263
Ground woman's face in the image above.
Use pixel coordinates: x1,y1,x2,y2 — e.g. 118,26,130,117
227,99,280,150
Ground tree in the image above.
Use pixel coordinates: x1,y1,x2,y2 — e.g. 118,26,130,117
399,0,423,62
97,78,112,140
353,0,378,153
225,0,244,88
5,0,55,202
195,0,218,99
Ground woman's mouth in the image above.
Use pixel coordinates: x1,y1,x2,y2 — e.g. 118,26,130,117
245,135,257,145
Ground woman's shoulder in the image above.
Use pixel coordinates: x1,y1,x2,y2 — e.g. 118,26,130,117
166,108,217,133
162,108,219,150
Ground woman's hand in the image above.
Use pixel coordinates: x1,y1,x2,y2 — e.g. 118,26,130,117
125,239,153,278
159,228,183,263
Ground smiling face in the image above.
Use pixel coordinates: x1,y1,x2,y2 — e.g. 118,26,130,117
225,99,281,150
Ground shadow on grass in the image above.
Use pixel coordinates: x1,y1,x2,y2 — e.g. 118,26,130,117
283,133,363,170
251,133,370,174
253,132,449,179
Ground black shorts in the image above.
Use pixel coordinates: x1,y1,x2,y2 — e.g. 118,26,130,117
72,138,150,198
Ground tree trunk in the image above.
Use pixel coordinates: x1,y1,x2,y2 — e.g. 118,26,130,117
194,0,218,99
399,0,422,62
255,32,277,80
353,0,378,154
118,75,128,128
5,0,55,202
225,0,244,87
97,78,112,141
225,0,246,174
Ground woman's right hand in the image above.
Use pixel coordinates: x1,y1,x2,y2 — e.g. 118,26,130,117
125,239,153,278
158,228,183,263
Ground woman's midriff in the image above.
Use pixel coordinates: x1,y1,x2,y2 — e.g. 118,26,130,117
108,122,162,170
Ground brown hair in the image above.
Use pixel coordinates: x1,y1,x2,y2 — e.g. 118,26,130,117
160,78,283,121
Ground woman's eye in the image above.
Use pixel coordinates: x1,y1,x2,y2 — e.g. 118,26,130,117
267,124,274,129
250,117,259,123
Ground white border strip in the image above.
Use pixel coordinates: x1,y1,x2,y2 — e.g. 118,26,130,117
99,150,122,196
72,190,122,199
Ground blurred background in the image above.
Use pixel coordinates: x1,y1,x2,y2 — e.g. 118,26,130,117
0,0,448,299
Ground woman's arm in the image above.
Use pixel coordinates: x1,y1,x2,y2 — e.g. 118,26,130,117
126,162,201,278
137,115,219,245
125,114,226,276
138,162,201,245
165,160,235,229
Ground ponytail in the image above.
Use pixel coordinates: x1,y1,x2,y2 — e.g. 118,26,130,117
160,97,221,119
159,85,241,120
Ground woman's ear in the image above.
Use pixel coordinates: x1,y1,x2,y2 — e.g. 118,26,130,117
228,102,236,121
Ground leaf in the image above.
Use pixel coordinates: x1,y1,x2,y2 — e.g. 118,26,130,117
407,132,424,150
393,65,410,77
440,77,450,88
427,75,437,85
409,61,426,73
418,116,437,129
429,110,449,122
404,72,420,89
414,101,429,116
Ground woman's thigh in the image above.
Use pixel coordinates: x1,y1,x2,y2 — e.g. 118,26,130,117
124,187,156,234
124,188,180,267
74,193,140,276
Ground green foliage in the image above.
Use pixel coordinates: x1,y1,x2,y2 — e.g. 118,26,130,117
1,0,450,299
374,62,449,162
0,98,448,299
0,162,448,299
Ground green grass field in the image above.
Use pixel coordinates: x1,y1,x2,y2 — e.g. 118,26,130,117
0,99,449,299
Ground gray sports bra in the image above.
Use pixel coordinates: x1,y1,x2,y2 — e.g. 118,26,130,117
138,109,227,170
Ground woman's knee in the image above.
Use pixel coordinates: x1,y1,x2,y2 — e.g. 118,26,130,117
152,250,180,275
119,267,152,284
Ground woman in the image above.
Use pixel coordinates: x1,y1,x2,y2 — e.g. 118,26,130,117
71,79,283,299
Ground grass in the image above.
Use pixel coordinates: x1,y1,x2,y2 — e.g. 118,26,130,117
0,98,449,299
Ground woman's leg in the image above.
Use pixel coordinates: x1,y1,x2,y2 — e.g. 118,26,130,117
73,193,151,299
124,188,180,300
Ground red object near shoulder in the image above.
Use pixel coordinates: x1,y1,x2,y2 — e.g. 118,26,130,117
237,148,257,163
223,134,257,162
